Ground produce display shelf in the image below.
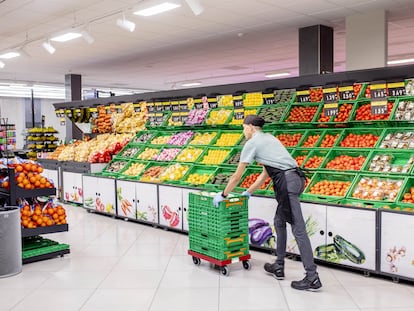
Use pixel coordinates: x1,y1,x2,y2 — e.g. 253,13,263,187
23,248,70,264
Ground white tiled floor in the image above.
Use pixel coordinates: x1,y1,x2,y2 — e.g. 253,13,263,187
1,204,414,311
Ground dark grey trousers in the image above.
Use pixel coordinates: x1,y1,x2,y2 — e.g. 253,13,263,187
274,171,317,277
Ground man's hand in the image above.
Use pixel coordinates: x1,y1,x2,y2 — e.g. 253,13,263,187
213,193,225,207
241,190,251,198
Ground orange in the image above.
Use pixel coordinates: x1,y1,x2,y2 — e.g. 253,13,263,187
15,165,23,172
37,167,43,174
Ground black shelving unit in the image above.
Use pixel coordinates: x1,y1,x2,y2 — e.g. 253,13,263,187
0,168,70,263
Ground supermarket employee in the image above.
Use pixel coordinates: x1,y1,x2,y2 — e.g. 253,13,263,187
213,115,322,291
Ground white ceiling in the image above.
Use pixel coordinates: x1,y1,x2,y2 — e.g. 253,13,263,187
0,0,414,93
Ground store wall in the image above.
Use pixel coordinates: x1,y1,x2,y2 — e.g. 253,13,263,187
0,97,66,149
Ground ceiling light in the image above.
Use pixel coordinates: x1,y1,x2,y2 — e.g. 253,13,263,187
265,72,290,78
116,16,136,32
51,32,82,42
0,52,20,59
81,30,95,44
0,61,5,69
387,58,414,65
182,82,202,87
42,41,56,54
184,0,203,16
134,2,181,17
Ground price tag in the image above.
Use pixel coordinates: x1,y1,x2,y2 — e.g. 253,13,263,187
65,109,72,118
148,116,156,123
388,81,406,97
105,106,112,114
171,114,181,123
134,104,141,112
370,83,387,100
60,117,66,126
323,87,338,103
233,95,244,108
154,102,163,112
323,103,339,117
180,112,189,123
296,90,311,103
208,98,218,109
155,114,164,124
339,85,355,101
371,100,388,115
194,99,203,109
263,93,275,105
75,109,82,117
147,104,155,113
179,100,188,111
163,102,171,111
234,110,244,120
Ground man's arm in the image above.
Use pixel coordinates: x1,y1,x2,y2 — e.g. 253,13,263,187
222,162,248,196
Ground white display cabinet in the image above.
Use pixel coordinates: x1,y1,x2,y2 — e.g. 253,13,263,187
82,175,116,215
62,171,83,204
380,210,414,281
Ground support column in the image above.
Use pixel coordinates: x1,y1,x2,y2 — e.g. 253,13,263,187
299,25,333,76
64,74,82,101
346,10,387,71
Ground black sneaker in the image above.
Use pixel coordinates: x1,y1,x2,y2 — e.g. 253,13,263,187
263,262,285,280
291,274,322,291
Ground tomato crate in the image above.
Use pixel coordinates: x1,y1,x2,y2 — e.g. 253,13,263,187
396,177,414,205
199,146,233,165
335,128,384,148
317,129,344,148
348,99,396,126
182,165,217,186
213,130,244,147
320,149,371,172
188,130,220,146
281,103,322,128
391,96,414,124
362,150,414,175
346,174,406,203
291,149,312,168
297,130,325,148
301,149,329,170
303,172,356,200
189,231,249,250
274,129,307,148
189,243,249,261
378,127,414,150
204,108,233,126
257,104,289,125
315,102,355,126
237,168,272,195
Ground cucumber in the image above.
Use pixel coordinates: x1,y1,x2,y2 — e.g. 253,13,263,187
333,235,366,264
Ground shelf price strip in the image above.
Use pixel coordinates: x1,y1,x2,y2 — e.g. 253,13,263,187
323,86,339,116
233,95,244,109
263,93,275,105
370,82,388,115
233,109,244,120
388,81,406,97
208,97,218,109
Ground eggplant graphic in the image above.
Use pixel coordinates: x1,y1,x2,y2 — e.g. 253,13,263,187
248,218,268,234
250,225,273,245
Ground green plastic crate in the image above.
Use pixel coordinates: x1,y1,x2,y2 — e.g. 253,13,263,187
102,159,130,176
391,96,414,123
362,150,414,175
257,104,289,124
297,130,325,148
189,242,249,261
315,101,355,126
237,168,271,195
183,165,217,186
320,149,371,172
132,131,157,144
188,192,247,213
213,130,244,147
291,149,312,169
378,127,414,149
204,108,233,126
153,146,182,162
188,130,220,146
117,146,142,159
22,243,70,259
207,166,236,189
189,231,249,250
347,174,406,203
136,146,162,161
149,132,175,145
175,146,206,163
396,177,414,205
117,160,149,180
199,147,233,165
335,128,384,148
281,103,322,127
303,172,356,200
301,149,329,170
274,129,307,148
348,99,396,126
316,129,344,148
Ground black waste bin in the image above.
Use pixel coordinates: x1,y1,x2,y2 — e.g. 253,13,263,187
0,207,22,277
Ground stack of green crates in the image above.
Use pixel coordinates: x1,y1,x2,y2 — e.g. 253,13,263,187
188,192,249,261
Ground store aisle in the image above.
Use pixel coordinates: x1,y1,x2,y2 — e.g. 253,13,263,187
1,204,414,311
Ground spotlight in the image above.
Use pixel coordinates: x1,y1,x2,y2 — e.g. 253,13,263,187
0,61,5,69
116,15,136,32
185,0,203,15
82,30,95,44
42,41,56,54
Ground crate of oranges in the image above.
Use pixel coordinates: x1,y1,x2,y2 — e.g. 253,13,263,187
302,172,356,202
20,199,67,229
9,161,54,190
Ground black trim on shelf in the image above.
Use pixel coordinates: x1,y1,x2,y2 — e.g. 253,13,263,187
22,224,69,237
22,249,70,264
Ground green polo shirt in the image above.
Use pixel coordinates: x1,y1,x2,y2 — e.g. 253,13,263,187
240,131,297,170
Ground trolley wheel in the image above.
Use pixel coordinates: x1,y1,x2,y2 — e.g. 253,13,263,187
242,260,251,270
221,266,229,276
192,256,201,266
